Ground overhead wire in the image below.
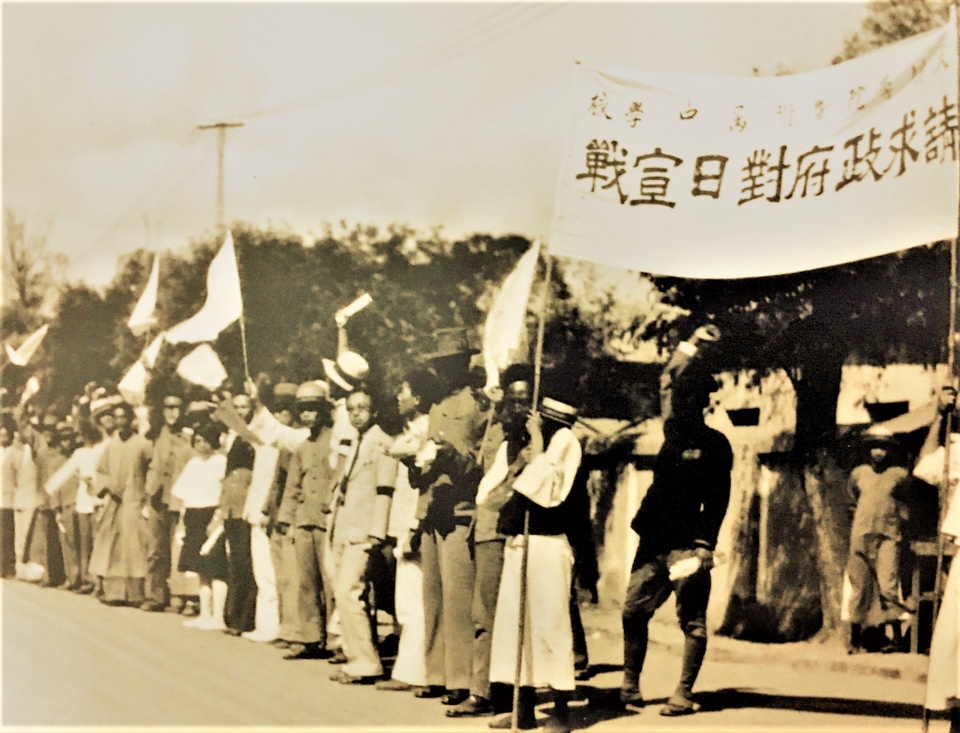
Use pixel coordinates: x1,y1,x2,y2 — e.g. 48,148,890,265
233,3,562,121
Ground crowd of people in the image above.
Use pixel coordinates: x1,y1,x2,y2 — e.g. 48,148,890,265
0,320,735,731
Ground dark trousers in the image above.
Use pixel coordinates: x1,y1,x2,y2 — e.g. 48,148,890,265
292,526,330,646
59,504,82,587
471,539,505,700
224,519,258,633
77,512,93,585
143,505,171,605
421,523,476,691
1,508,15,578
571,593,588,670
622,549,710,693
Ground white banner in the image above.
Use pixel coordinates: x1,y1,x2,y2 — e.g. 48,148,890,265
550,14,958,279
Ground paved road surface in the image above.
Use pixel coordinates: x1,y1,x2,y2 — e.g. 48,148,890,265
0,580,946,730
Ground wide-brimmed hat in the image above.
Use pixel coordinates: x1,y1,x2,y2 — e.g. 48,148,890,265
539,397,578,426
322,352,369,393
423,327,480,361
296,380,331,403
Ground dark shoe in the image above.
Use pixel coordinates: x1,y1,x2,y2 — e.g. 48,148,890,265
442,689,470,706
446,696,495,718
574,666,592,681
489,714,536,730
335,673,381,685
284,644,333,660
660,693,700,717
414,685,447,699
271,639,291,650
376,679,415,692
75,583,95,595
139,601,165,613
327,649,348,665
180,602,199,618
101,598,128,607
223,628,243,637
619,687,644,708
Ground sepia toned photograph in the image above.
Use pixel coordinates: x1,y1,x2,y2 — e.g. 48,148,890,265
2,1,959,731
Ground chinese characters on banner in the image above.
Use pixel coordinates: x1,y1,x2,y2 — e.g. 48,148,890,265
550,12,959,279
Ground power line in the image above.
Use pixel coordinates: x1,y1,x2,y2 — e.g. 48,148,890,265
234,3,562,121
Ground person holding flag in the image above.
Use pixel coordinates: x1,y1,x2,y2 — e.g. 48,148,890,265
486,389,589,733
916,385,960,732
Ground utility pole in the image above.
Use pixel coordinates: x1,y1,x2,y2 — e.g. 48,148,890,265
197,121,244,235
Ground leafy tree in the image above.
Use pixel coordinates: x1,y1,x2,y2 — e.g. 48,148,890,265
836,0,950,63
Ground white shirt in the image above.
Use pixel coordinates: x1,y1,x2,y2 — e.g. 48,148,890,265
916,434,960,539
171,453,227,509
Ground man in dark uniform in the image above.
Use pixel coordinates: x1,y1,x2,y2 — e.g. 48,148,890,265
621,366,732,717
408,327,487,705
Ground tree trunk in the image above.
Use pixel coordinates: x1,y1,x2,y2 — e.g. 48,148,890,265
791,346,849,641
800,451,850,639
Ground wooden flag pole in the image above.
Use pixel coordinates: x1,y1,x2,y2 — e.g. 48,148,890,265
511,250,553,733
924,7,960,730
933,0,960,632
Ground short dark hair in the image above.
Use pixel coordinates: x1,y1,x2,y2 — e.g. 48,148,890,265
405,368,442,411
501,363,535,389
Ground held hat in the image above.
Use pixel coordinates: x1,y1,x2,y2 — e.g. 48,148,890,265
422,327,479,361
296,380,331,403
863,425,899,448
539,397,578,427
322,352,369,393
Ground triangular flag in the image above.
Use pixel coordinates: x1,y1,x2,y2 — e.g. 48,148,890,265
5,324,49,366
176,344,228,390
118,360,149,406
142,333,165,370
19,376,40,406
165,232,243,344
127,255,160,336
482,240,541,390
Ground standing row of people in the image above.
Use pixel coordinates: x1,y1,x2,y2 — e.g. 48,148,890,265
2,322,735,731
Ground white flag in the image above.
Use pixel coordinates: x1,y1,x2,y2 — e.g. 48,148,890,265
19,376,40,406
142,333,165,370
4,324,49,367
118,360,148,406
165,232,243,344
127,255,159,336
177,344,228,390
482,240,541,390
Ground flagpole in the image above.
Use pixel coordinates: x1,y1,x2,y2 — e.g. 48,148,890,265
511,248,553,733
924,6,960,730
231,231,253,387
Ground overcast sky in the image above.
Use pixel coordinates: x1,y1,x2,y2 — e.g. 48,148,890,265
3,1,870,287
